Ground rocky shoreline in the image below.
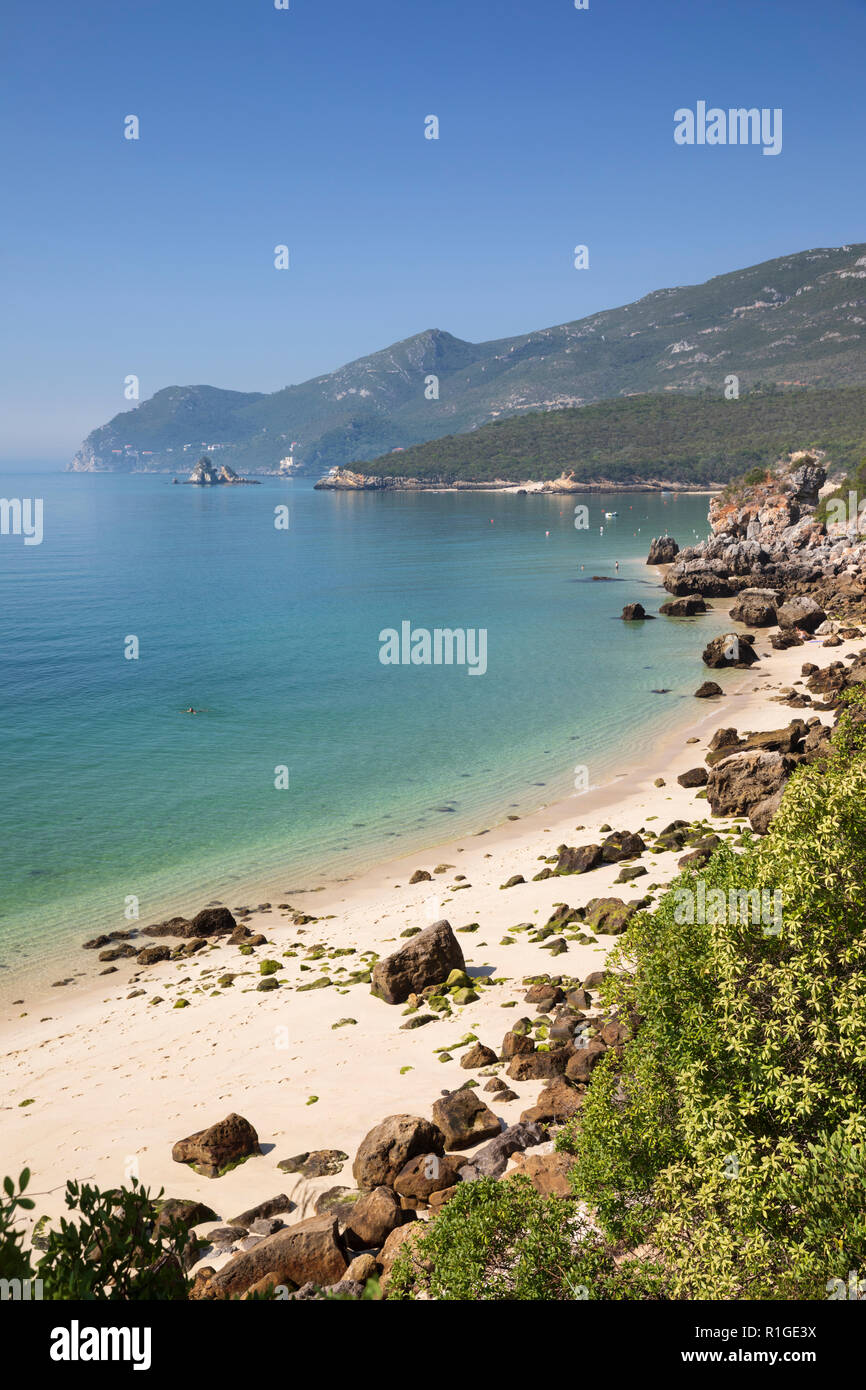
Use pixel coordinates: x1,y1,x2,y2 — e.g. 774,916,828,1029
5,447,866,1300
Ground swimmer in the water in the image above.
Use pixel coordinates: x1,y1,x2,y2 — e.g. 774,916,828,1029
182,707,209,714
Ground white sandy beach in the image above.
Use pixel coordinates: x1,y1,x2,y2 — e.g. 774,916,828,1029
0,614,856,1270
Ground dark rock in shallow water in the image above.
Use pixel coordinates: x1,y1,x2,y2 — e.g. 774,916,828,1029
136,944,172,966
659,594,707,616
621,603,654,621
98,944,137,962
83,929,136,951
144,907,236,939
702,632,758,669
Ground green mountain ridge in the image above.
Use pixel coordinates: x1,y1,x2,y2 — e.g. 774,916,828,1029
337,385,866,487
70,242,866,476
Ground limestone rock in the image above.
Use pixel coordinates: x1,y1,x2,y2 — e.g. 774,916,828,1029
647,536,679,565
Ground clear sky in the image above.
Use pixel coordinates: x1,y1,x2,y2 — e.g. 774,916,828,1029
2,0,865,464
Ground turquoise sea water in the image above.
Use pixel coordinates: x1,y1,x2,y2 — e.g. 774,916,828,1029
0,474,719,987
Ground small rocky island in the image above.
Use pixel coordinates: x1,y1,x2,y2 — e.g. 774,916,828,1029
182,456,260,485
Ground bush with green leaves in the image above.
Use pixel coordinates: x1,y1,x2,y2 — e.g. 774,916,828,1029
557,696,866,1298
0,1169,36,1285
386,1174,661,1301
0,1176,191,1300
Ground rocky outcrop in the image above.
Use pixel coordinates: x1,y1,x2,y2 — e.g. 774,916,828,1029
646,536,680,565
730,588,779,626
777,595,826,632
663,453,866,625
621,603,654,621
185,456,259,485
370,919,465,1004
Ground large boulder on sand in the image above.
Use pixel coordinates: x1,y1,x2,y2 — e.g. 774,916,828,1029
393,1152,464,1201
352,1115,444,1189
343,1186,403,1249
706,750,791,817
370,919,464,1004
600,830,645,862
729,588,779,626
431,1090,502,1151
777,595,826,633
555,843,603,874
702,633,758,669
647,536,679,565
172,1113,260,1178
195,1214,347,1298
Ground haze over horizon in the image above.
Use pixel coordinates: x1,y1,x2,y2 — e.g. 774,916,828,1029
2,0,865,465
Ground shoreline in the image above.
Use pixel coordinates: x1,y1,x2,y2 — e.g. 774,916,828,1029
0,584,735,1005
1,601,852,1258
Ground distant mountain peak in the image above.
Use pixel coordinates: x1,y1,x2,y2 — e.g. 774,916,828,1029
70,242,866,476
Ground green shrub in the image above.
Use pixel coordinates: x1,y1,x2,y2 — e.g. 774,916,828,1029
558,698,866,1298
386,1175,660,1301
1,1176,191,1300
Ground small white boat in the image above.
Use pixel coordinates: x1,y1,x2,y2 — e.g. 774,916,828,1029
604,510,618,518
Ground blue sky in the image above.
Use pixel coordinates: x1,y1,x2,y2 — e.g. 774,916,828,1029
2,0,865,463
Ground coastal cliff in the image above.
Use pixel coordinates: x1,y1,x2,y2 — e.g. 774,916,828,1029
662,450,866,621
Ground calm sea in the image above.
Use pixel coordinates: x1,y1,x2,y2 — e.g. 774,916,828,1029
0,473,721,988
